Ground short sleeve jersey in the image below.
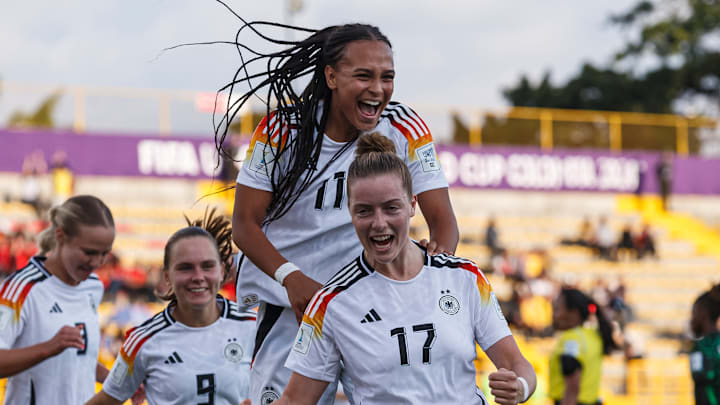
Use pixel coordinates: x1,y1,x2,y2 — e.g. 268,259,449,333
0,257,103,405
689,332,720,405
548,326,603,403
235,102,448,308
285,250,511,405
102,296,256,405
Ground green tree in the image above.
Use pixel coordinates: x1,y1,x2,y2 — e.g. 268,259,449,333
503,0,720,114
7,92,62,129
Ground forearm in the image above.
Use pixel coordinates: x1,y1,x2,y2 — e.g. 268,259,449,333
417,188,458,253
560,371,581,405
233,217,289,279
512,357,537,401
0,344,53,378
96,362,110,383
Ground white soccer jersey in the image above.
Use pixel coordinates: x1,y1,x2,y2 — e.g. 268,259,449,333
0,257,103,405
236,101,448,308
102,296,256,405
286,250,512,405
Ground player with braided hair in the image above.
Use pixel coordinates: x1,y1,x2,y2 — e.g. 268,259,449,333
216,11,458,405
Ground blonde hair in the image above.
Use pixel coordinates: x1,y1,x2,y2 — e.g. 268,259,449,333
347,132,412,199
36,195,114,255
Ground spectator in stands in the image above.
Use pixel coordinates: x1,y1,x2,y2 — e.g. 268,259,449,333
560,217,596,249
689,283,720,405
549,288,619,405
616,223,636,260
20,150,47,217
0,195,115,404
634,223,657,259
51,150,75,207
594,216,615,261
656,152,673,212
485,216,502,255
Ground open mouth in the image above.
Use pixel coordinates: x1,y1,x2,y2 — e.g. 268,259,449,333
188,287,208,294
358,100,381,118
370,234,393,250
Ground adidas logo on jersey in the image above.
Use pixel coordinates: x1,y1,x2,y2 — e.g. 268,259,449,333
360,309,382,323
163,352,183,364
49,302,63,313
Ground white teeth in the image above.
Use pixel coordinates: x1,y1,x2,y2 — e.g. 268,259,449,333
361,100,380,106
189,288,207,292
371,235,392,242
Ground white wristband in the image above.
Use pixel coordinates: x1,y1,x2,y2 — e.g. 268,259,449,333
517,376,530,403
274,262,300,285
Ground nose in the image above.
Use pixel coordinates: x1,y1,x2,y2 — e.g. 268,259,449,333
369,210,388,230
368,77,382,96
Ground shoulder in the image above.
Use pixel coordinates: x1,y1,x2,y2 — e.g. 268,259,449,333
302,257,370,334
379,101,432,144
219,296,257,323
428,253,493,301
248,109,298,147
119,307,174,368
0,258,51,318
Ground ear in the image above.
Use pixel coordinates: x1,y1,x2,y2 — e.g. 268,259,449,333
409,195,417,217
325,65,338,90
55,227,65,245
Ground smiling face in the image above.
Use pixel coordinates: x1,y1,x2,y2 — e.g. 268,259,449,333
349,173,416,269
55,224,115,286
164,236,223,310
324,40,395,141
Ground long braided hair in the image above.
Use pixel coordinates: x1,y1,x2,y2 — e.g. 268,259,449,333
211,2,392,224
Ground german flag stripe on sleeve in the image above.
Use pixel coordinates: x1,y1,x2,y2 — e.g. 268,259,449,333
0,263,48,321
243,111,296,162
381,102,434,162
303,260,368,337
119,311,172,374
430,254,492,305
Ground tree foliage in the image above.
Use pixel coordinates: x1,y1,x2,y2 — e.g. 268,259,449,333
7,92,62,129
503,0,720,114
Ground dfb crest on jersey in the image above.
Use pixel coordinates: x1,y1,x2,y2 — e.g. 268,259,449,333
224,338,243,362
439,290,460,315
260,387,280,404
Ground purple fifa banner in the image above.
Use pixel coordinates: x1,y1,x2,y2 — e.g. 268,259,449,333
2,129,719,195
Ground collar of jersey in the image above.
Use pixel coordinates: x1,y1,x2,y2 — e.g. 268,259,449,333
163,294,228,326
357,240,430,282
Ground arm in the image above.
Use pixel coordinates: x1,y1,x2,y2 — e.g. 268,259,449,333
416,188,458,255
485,335,537,404
232,184,322,323
85,391,124,405
0,324,84,378
560,369,581,405
96,362,109,383
271,372,329,405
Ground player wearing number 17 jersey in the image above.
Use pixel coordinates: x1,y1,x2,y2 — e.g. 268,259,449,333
276,133,536,405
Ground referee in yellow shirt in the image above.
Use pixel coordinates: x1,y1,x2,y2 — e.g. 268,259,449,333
549,288,619,405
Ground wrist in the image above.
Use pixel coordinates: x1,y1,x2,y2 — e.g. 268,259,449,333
274,262,300,286
517,376,530,403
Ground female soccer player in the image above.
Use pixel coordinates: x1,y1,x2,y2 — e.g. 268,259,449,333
549,288,619,405
277,133,534,405
0,195,115,404
688,284,720,405
88,210,256,405
222,20,459,404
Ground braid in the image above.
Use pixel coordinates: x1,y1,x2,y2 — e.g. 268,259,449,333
209,2,391,224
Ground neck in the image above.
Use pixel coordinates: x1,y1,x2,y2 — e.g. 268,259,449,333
325,106,360,143
373,241,425,281
44,251,77,286
172,299,220,327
